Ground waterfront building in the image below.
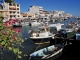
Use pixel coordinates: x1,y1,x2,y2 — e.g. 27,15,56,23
28,5,44,17
27,5,72,20
20,13,34,19
49,10,72,19
1,2,20,19
63,13,72,17
52,10,65,17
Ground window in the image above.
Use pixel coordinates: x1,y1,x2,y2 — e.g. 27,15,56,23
14,15,16,17
17,12,19,13
13,12,15,14
17,4,19,7
18,15,19,17
9,11,12,13
10,15,12,18
17,8,19,10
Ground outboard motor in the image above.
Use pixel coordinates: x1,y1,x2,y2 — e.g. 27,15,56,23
60,30,67,44
61,29,67,38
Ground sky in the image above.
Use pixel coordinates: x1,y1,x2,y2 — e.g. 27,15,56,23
15,0,80,16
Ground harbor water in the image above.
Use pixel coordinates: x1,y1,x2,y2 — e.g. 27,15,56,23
1,18,77,60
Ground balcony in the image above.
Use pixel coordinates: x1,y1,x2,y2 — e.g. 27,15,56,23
9,7,16,10
9,6,16,9
0,9,8,12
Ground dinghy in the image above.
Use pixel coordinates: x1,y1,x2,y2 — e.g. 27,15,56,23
30,44,64,60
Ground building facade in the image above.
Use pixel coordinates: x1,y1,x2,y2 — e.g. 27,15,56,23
20,13,34,19
28,5,43,17
0,4,8,18
2,2,20,19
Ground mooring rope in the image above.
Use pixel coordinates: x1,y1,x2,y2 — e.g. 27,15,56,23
28,38,44,60
34,38,44,52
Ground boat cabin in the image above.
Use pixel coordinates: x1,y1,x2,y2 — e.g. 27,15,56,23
29,26,50,37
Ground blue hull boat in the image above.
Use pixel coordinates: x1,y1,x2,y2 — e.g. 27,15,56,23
30,44,64,60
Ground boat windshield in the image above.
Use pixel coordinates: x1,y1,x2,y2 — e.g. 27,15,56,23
50,27,57,34
39,28,45,32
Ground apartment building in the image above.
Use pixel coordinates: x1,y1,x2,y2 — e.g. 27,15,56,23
2,2,20,19
52,10,65,17
28,5,43,17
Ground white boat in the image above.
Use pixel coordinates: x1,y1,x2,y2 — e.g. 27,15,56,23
29,23,64,43
31,20,42,26
12,22,22,27
49,23,64,38
49,23,64,31
29,26,53,43
30,44,64,60
21,22,29,26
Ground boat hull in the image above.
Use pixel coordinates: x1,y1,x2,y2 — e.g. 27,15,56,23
12,25,22,27
30,36,52,43
30,44,64,60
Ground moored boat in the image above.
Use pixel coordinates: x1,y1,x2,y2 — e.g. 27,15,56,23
29,23,64,43
29,44,64,60
12,22,22,27
31,20,42,26
29,26,53,43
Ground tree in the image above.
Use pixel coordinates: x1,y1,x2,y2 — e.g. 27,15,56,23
4,0,14,3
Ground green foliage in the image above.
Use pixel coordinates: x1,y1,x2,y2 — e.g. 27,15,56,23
0,14,24,59
4,0,14,3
